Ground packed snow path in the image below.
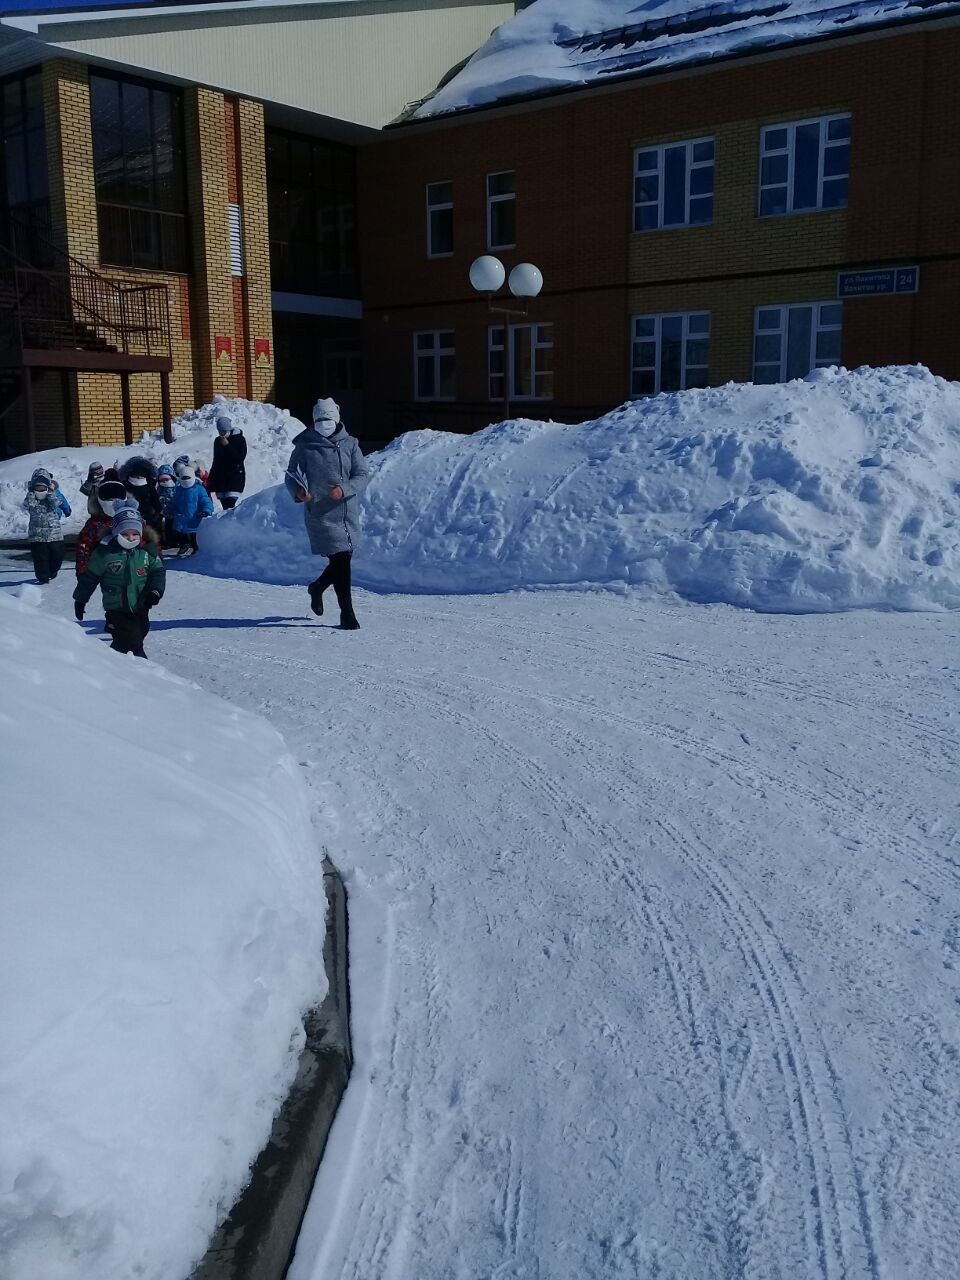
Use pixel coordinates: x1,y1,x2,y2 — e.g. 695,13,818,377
7,560,960,1279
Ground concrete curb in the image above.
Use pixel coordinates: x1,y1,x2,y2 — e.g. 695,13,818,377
191,857,352,1280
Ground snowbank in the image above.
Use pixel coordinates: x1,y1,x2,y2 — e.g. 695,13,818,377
0,592,326,1280
202,366,960,612
415,0,939,118
0,397,303,540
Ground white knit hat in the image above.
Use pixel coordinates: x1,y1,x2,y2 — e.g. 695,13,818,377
312,397,340,426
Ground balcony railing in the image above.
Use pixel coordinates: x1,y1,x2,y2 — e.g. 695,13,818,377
0,219,171,362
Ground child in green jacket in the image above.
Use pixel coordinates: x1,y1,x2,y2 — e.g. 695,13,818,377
73,504,166,658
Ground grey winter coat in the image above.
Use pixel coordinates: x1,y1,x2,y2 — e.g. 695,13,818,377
284,425,371,557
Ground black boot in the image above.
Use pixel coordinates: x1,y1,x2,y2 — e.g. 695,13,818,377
308,579,325,616
308,562,334,616
330,551,359,630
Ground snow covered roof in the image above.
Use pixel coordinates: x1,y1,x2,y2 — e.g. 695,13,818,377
413,0,960,119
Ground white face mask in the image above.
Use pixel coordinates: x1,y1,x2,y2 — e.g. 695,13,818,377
179,476,196,488
117,532,141,551
128,475,148,487
315,419,337,437
31,488,50,498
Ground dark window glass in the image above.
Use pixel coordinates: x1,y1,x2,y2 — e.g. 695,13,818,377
427,182,454,257
662,146,686,225
266,128,358,296
90,74,188,272
0,72,52,261
792,122,821,211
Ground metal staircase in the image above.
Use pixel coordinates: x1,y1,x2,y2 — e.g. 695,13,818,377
0,220,175,454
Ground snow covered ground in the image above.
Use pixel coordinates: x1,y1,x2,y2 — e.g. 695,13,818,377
0,397,302,540
204,366,960,613
0,589,326,1280
5,558,958,1279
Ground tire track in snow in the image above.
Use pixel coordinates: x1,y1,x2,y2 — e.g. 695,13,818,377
369,663,879,1280
334,664,804,1280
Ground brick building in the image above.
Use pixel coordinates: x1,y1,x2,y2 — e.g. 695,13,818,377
1,0,959,456
0,0,513,455
363,9,960,436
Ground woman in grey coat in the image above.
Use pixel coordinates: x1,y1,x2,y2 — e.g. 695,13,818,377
284,397,371,629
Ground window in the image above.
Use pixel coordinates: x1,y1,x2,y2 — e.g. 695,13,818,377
489,324,553,400
426,181,453,257
414,331,456,400
759,114,850,217
323,338,362,392
266,129,358,297
753,303,842,383
487,171,515,250
90,73,188,272
0,71,51,263
633,138,714,232
631,313,710,396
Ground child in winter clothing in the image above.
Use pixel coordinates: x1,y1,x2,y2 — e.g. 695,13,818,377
208,415,247,509
79,461,105,515
157,464,178,549
24,471,71,584
168,464,214,555
119,456,164,538
75,478,128,578
73,504,165,658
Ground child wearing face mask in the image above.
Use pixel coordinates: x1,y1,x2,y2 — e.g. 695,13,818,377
73,504,165,658
168,463,214,556
74,478,128,578
23,470,71,584
157,464,178,549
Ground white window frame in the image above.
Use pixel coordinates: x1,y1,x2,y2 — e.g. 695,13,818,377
228,203,244,276
425,181,453,258
633,137,714,232
486,170,516,251
752,302,843,384
413,330,456,401
488,323,553,401
630,312,710,397
758,113,851,217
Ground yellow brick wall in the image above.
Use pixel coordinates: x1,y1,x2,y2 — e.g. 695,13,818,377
40,59,199,447
36,60,276,448
42,59,99,263
186,86,237,402
237,97,275,403
628,269,839,385
628,111,849,285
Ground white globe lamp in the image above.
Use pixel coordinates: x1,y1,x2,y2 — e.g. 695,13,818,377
508,262,543,299
469,255,506,294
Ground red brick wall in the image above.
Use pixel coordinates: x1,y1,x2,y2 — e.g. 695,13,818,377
359,24,960,435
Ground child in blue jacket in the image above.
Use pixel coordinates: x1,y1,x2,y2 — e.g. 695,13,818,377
168,463,213,556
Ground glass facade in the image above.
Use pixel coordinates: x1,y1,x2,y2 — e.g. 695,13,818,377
266,128,358,297
0,71,51,263
90,73,188,272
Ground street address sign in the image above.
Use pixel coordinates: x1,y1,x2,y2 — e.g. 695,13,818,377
837,266,919,298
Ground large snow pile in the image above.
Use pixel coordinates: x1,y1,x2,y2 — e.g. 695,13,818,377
414,0,955,118
0,592,326,1280
0,397,303,541
202,366,960,612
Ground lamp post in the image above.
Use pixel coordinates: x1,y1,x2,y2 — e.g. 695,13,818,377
469,255,544,425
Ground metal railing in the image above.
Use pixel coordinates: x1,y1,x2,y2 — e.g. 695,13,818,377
0,219,171,361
